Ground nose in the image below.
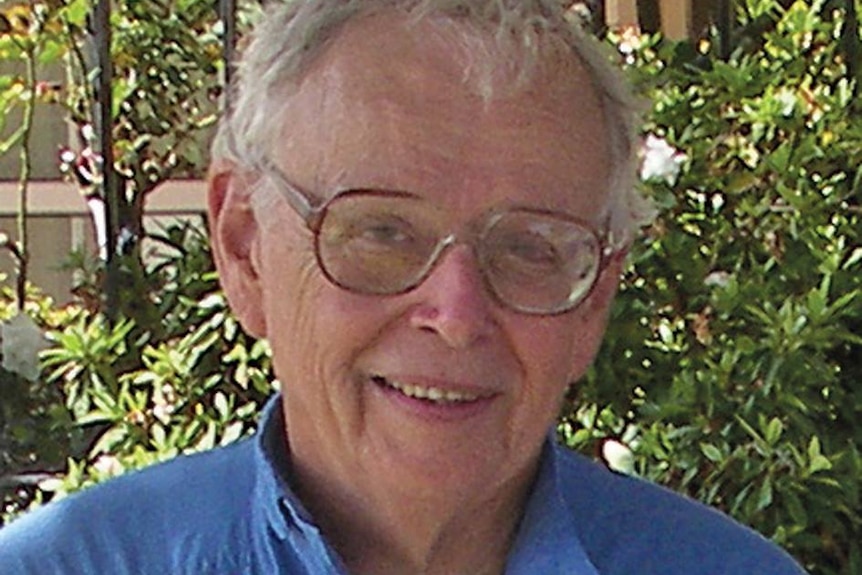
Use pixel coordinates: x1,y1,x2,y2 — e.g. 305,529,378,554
408,245,496,348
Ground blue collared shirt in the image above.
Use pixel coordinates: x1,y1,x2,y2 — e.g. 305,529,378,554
0,396,806,574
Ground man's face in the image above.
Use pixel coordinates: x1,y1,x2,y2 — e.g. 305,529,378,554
214,16,623,505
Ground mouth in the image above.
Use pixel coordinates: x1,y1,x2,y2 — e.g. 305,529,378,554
371,375,489,405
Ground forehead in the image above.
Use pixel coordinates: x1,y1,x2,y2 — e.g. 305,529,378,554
275,12,611,216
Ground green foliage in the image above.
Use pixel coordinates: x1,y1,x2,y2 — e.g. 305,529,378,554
40,223,274,496
1,0,231,326
106,0,223,195
565,3,862,574
0,0,268,522
0,285,86,521
1,2,859,574
1,223,274,523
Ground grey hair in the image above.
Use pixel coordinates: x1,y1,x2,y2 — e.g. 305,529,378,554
212,0,656,248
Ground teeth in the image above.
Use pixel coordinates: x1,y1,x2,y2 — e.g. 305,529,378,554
375,376,480,403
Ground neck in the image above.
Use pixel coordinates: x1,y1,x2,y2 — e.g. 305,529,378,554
290,448,536,575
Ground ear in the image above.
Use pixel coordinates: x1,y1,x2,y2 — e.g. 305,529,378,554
565,248,628,381
208,159,268,338
588,248,628,313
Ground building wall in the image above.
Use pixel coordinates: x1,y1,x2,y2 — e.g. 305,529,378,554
0,180,207,303
0,61,69,182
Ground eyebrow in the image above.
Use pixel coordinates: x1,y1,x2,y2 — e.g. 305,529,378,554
262,156,610,234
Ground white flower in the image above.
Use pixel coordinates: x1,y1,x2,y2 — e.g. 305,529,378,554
59,148,76,164
1,313,50,382
774,88,797,117
601,439,636,475
704,271,732,288
93,454,124,477
615,26,643,65
640,134,687,185
80,123,95,142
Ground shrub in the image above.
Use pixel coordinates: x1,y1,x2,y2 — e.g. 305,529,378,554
563,3,862,574
1,222,273,523
2,3,860,574
0,286,86,521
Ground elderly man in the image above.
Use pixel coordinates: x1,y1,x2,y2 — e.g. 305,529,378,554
0,1,807,574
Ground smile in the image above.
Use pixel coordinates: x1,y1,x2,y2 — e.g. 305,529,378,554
372,375,483,404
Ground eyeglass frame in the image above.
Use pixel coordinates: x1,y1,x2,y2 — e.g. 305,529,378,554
254,157,618,316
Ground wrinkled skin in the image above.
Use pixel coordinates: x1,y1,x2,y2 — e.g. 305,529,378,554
209,13,624,575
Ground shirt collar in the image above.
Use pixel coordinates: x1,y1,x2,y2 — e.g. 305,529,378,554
253,395,597,573
253,394,317,540
504,438,600,575
254,394,349,573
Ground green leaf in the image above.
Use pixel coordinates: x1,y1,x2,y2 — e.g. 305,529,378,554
765,417,783,446
214,391,230,420
783,490,808,529
219,422,244,446
756,477,774,511
90,427,128,456
63,0,91,27
807,436,833,474
807,435,822,459
701,443,723,463
151,423,166,449
809,454,833,474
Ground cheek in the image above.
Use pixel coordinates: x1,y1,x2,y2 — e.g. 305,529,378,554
256,225,334,379
259,238,393,392
265,261,323,374
503,313,606,454
513,307,607,397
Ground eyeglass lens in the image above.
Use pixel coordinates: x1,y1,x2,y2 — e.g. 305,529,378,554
314,191,602,315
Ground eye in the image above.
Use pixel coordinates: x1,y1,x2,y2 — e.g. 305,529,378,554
497,232,561,268
362,219,410,243
354,215,416,249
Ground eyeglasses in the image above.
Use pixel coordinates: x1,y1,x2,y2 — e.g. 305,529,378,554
260,161,613,316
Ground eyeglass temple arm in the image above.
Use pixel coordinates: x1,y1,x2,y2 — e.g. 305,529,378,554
224,131,322,227
258,157,324,228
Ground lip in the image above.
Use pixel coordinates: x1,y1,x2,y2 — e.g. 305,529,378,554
369,374,499,422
